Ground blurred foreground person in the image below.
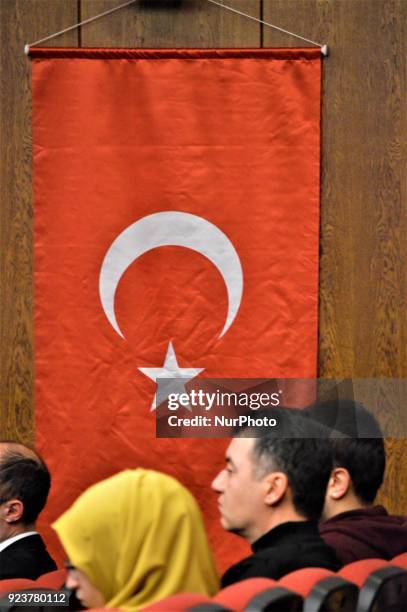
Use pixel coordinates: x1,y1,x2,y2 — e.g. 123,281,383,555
212,408,340,587
53,469,219,610
307,400,407,564
0,441,57,579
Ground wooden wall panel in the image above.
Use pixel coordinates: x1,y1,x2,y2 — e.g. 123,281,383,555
0,1,405,512
0,0,79,443
80,0,260,46
263,0,406,513
263,1,406,379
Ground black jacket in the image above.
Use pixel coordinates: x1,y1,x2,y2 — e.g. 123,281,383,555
221,521,340,587
0,534,57,580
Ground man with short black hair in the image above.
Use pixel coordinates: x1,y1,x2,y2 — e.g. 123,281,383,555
0,441,57,579
307,400,407,564
212,409,339,586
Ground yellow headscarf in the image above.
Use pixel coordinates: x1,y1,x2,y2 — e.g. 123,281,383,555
53,469,219,610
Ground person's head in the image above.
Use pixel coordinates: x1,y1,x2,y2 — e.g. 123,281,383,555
0,441,51,542
211,408,333,544
305,400,386,519
53,469,218,610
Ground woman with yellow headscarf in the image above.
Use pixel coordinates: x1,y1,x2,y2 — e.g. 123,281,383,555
53,469,219,610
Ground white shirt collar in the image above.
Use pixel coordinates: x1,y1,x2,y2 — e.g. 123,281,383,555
0,531,38,553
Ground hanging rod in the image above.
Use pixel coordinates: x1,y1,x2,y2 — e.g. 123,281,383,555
25,0,328,57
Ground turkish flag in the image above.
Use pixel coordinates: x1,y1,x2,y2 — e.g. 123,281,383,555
31,48,321,571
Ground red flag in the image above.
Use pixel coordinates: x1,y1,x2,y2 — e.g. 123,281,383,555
31,48,321,571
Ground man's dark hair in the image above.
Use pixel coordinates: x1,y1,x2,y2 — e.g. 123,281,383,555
0,443,51,524
236,408,333,522
305,400,385,504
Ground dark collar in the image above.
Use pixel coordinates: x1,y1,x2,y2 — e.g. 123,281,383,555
252,520,319,553
322,505,388,525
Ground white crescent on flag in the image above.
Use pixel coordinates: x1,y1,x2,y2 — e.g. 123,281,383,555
99,211,244,340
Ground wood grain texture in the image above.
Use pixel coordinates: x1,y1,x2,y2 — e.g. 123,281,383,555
0,1,405,512
80,0,260,47
263,0,406,379
320,0,407,514
0,1,79,442
264,0,406,513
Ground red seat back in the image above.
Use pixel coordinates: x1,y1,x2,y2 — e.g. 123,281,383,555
280,567,358,612
339,558,388,587
213,577,277,608
142,592,225,611
213,577,302,611
392,552,407,569
0,579,36,596
280,567,335,597
0,569,67,597
359,566,407,612
340,560,407,612
36,569,67,589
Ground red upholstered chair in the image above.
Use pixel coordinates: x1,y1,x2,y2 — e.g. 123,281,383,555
36,569,67,589
280,567,358,612
0,579,36,596
392,552,407,570
0,570,67,597
212,577,303,611
340,559,407,612
142,592,229,611
339,558,388,585
0,570,71,612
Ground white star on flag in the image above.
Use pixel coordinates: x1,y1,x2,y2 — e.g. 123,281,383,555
138,342,204,411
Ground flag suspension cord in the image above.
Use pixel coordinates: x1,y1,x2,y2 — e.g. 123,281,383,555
207,0,328,54
24,0,328,57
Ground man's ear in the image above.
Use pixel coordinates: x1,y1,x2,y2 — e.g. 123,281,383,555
1,499,24,523
327,467,351,501
263,472,288,506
